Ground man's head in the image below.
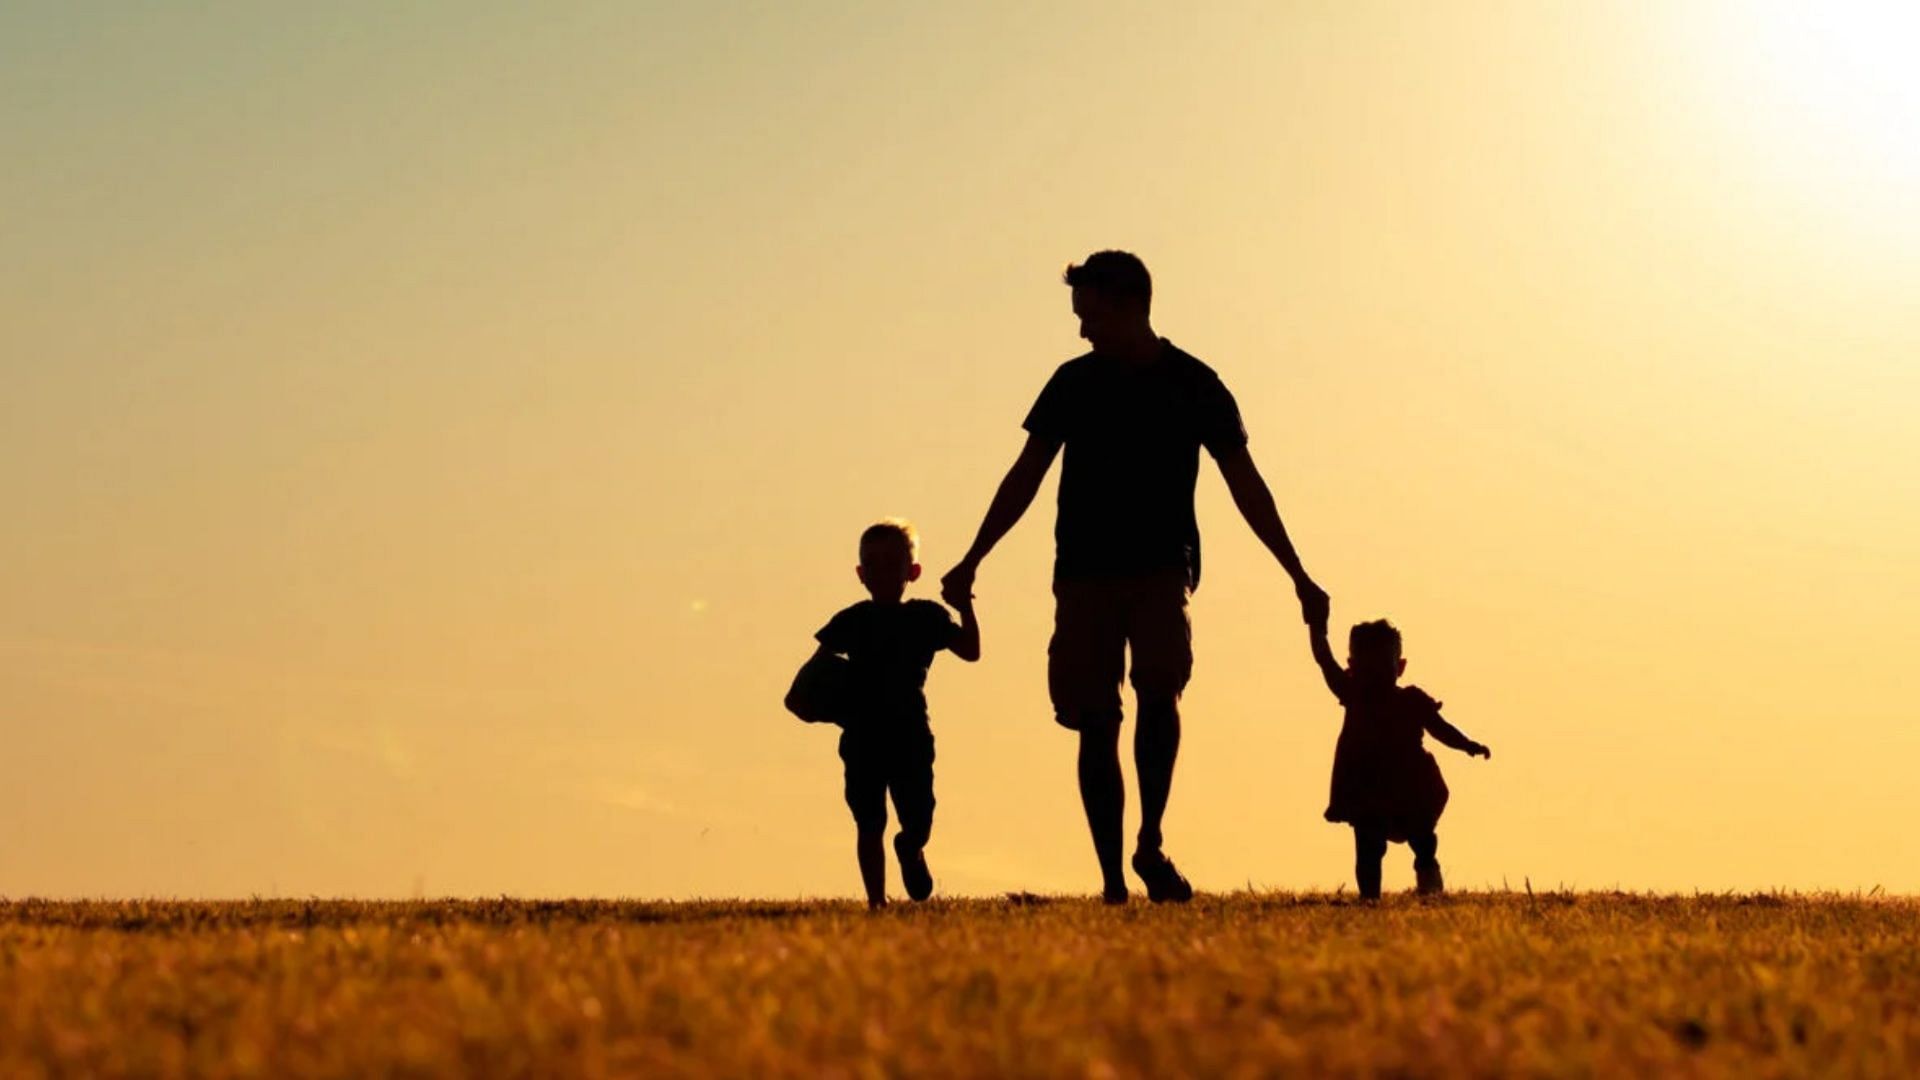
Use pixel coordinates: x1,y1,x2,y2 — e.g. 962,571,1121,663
1065,250,1153,354
856,519,921,603
1347,619,1406,689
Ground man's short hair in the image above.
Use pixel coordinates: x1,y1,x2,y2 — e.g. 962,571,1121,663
1064,250,1152,310
1349,619,1402,662
859,518,918,560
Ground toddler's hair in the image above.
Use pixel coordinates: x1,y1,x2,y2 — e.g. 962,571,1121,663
859,518,919,560
1349,619,1402,662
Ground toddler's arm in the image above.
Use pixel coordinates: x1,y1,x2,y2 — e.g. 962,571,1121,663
1424,710,1491,759
1307,617,1347,701
948,597,981,662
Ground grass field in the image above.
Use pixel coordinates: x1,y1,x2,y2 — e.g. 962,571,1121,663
1,893,1915,1077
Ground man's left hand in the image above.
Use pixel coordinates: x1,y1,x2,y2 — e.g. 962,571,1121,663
1296,578,1330,626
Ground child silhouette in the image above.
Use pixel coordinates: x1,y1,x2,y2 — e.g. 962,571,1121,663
790,520,979,908
1309,615,1489,900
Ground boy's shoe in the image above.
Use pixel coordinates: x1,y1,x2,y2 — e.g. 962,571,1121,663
1131,849,1195,904
1415,862,1445,897
895,834,934,902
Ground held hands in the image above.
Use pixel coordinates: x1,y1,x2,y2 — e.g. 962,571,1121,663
940,560,977,612
1296,577,1330,627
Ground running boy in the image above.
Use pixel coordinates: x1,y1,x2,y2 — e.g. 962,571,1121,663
1309,615,1490,900
797,520,979,907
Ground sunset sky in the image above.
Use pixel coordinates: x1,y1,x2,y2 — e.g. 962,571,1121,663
4,2,1917,899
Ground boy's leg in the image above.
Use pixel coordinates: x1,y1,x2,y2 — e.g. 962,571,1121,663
840,734,890,908
856,829,887,908
1412,832,1443,895
889,732,937,901
1353,825,1388,901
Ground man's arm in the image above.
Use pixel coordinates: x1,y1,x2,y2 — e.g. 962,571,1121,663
1214,444,1328,623
941,434,1060,605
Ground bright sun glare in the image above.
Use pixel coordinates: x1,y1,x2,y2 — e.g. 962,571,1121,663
1739,2,1920,175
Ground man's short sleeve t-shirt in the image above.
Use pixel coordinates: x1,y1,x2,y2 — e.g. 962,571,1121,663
1022,340,1247,587
815,599,960,729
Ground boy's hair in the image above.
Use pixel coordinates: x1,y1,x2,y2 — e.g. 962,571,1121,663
859,518,918,561
1349,619,1402,662
1063,250,1152,310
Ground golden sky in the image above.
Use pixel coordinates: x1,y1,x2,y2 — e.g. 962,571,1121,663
3,2,1916,898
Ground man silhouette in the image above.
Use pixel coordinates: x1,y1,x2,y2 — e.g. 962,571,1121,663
941,251,1328,903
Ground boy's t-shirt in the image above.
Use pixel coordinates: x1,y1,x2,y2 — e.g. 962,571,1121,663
815,599,960,731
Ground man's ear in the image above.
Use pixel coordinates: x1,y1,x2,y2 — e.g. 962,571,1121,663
908,562,923,583
1397,658,1408,676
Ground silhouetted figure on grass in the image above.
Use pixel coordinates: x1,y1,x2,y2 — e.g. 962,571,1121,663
789,520,979,908
941,251,1327,904
1309,615,1490,900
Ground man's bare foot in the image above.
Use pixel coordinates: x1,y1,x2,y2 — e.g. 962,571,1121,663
1131,849,1194,903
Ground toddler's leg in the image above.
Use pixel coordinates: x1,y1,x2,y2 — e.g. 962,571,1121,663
1353,825,1388,901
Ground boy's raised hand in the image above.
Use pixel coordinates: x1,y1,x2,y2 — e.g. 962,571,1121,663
940,575,974,613
940,560,976,604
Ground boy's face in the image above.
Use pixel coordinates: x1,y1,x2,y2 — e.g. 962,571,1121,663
855,537,920,602
1347,648,1407,689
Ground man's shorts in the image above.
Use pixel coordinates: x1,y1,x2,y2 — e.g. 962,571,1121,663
1048,569,1193,731
838,726,936,841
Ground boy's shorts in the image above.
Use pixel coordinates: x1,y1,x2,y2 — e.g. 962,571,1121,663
1048,569,1193,731
838,727,935,842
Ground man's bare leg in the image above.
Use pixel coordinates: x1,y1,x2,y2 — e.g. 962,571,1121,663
1076,718,1128,900
1130,692,1193,901
1134,694,1180,855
